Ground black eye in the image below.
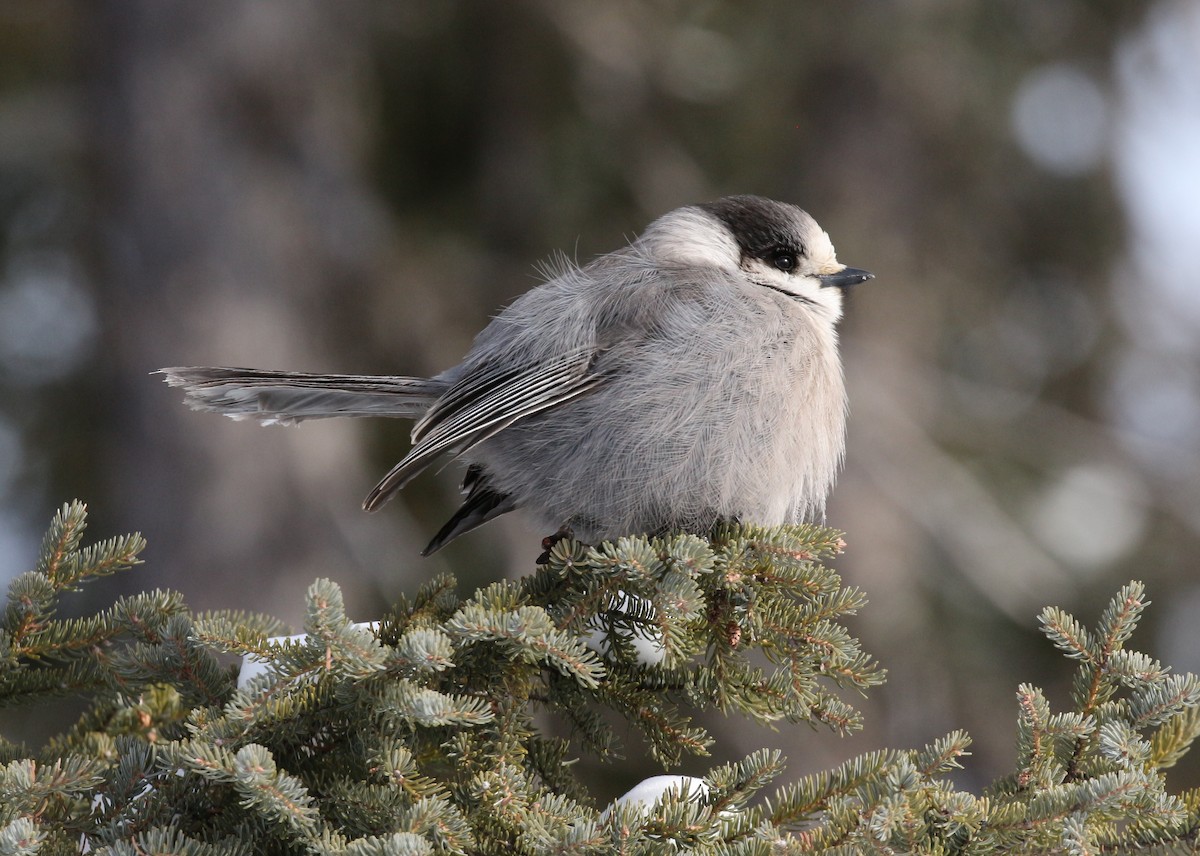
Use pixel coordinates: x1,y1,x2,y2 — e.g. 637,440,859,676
769,249,798,273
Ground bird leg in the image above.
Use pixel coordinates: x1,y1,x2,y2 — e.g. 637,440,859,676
536,526,577,564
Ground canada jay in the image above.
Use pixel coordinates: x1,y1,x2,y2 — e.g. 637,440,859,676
161,196,873,554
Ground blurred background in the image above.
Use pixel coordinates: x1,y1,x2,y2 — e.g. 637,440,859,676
2,0,1199,800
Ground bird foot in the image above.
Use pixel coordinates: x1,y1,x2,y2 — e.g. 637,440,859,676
536,527,575,565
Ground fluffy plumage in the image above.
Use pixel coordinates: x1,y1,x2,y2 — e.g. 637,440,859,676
160,195,872,554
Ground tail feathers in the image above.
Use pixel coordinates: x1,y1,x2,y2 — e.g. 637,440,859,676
158,367,444,425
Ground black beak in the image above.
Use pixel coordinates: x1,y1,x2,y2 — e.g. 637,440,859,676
818,267,874,289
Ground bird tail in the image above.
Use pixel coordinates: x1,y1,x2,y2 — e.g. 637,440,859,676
158,367,445,426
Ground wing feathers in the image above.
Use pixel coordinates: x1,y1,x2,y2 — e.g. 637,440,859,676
363,348,605,511
421,468,517,555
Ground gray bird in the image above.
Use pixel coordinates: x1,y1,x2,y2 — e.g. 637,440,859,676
160,196,873,555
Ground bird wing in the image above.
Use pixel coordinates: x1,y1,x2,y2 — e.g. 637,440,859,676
420,465,517,555
362,345,607,511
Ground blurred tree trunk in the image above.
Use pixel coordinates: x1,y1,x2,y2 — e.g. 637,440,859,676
82,0,421,621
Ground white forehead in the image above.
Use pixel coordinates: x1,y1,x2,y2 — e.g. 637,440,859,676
806,225,839,272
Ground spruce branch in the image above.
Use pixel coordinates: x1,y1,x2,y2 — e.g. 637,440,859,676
1150,705,1200,770
34,501,90,584
446,601,605,689
3,501,146,674
4,503,1200,853
0,817,44,856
